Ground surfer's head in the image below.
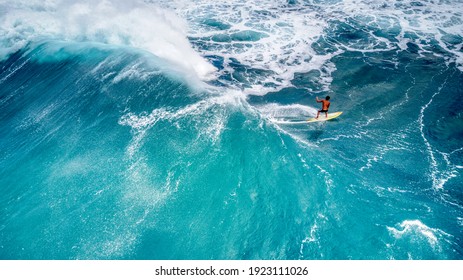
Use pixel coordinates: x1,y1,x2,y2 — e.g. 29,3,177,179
326,96,330,100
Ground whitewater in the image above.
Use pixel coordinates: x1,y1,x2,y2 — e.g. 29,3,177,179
0,0,462,259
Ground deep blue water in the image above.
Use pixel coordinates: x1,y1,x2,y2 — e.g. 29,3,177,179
0,0,462,259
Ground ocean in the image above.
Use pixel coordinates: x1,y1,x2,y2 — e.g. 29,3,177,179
0,0,462,259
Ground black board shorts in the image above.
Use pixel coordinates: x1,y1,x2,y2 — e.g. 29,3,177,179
319,109,328,113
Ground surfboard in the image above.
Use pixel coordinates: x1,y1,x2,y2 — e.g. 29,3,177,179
307,111,343,123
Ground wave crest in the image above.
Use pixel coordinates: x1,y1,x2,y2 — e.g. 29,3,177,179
0,0,216,80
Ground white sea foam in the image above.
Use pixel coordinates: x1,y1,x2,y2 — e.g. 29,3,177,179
0,0,217,80
336,0,463,69
417,73,461,190
3,0,460,90
118,93,246,157
156,0,339,94
259,103,317,119
387,219,451,248
157,0,463,94
255,103,318,135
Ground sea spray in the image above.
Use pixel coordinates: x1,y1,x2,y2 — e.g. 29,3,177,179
1,0,462,260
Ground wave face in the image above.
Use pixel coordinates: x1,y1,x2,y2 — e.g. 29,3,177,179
1,0,462,259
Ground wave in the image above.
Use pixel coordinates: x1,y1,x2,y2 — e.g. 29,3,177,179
0,0,216,80
0,42,317,259
1,0,462,260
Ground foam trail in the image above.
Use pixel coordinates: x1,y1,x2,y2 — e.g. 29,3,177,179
271,120,309,125
258,103,317,117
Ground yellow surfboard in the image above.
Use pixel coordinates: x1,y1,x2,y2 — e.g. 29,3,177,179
307,111,343,123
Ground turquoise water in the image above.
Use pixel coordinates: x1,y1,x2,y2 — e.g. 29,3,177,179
0,0,462,259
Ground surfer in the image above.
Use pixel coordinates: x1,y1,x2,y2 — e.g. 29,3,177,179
315,96,330,119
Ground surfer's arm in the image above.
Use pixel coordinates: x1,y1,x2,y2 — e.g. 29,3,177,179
316,97,321,102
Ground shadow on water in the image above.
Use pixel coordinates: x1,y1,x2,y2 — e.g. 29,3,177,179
307,128,325,141
276,118,344,143
306,117,343,141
